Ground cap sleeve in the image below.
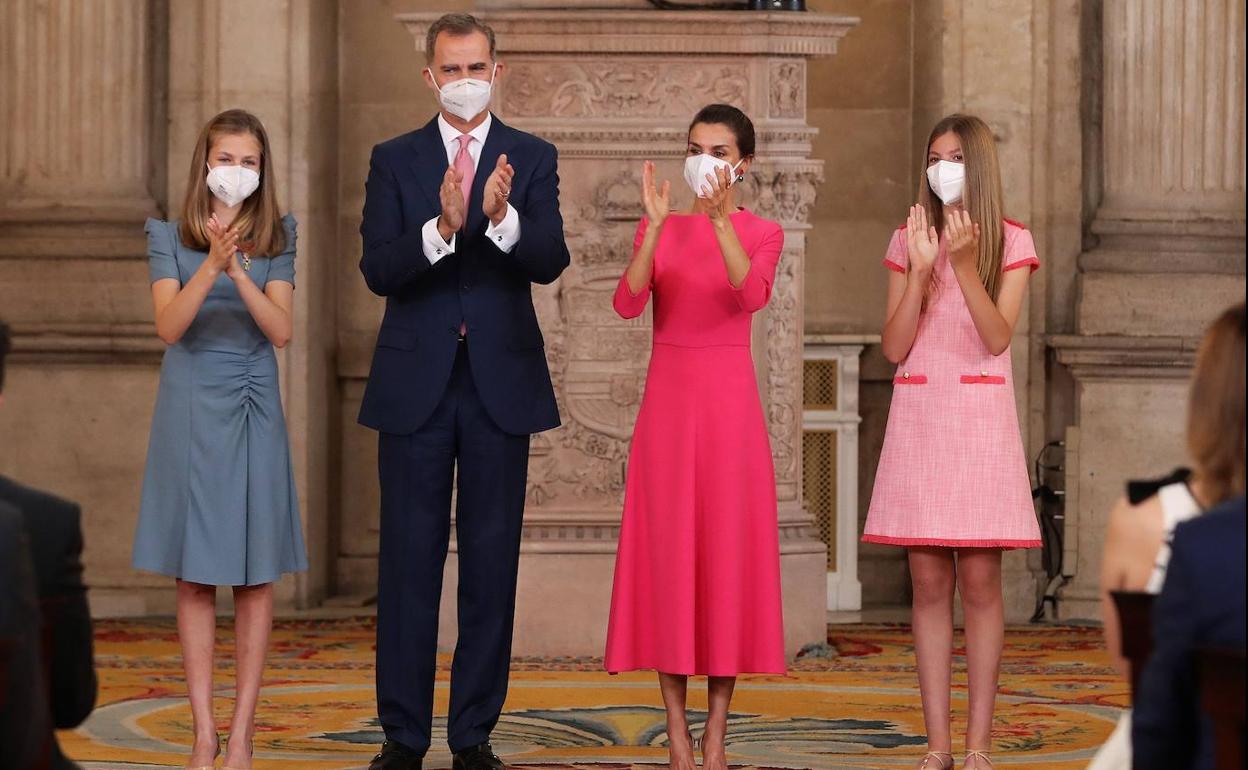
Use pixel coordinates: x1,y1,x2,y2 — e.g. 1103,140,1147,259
146,218,180,283
1003,224,1040,273
267,214,297,287
883,227,907,273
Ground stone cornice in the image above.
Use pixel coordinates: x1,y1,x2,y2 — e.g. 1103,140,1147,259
398,11,859,57
0,203,154,260
1079,249,1247,274
434,505,822,553
8,323,163,365
510,125,819,158
1048,334,1200,381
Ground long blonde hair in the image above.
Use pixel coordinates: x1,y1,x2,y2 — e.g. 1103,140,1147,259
1188,302,1247,504
917,114,1006,300
178,109,286,257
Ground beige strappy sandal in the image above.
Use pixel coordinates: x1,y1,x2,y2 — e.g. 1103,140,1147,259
184,733,220,770
964,749,994,768
918,751,953,769
221,736,252,770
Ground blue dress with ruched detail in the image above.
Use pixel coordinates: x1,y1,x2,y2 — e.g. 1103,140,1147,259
132,215,307,586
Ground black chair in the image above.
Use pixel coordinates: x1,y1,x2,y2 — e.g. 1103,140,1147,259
1198,646,1246,770
1111,590,1156,698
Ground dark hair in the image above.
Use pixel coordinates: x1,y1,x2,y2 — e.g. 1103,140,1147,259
426,13,496,62
0,319,10,393
688,103,756,158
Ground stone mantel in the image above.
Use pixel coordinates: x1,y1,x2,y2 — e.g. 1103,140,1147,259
398,10,857,57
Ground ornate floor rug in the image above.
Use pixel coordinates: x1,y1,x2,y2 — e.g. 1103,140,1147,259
64,619,1124,769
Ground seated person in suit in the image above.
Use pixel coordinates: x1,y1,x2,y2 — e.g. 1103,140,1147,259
0,501,53,770
1133,495,1247,770
1088,302,1246,770
0,320,96,770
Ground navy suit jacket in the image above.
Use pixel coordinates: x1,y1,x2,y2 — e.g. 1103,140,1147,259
0,502,52,770
358,115,568,437
1133,495,1247,770
0,476,95,770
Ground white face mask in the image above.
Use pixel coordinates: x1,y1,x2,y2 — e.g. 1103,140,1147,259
926,159,965,205
206,163,260,208
683,153,744,199
429,63,496,122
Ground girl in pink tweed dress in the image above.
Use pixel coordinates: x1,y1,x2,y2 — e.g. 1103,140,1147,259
864,115,1041,770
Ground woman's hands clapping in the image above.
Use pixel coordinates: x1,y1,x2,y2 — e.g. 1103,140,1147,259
641,161,671,228
205,214,242,279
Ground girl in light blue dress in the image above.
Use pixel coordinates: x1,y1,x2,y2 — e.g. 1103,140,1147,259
132,108,306,770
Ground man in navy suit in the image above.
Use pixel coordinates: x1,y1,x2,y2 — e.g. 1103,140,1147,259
358,13,568,770
0,319,96,770
1133,495,1246,770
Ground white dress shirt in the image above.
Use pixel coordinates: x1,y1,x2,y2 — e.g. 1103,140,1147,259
421,113,522,264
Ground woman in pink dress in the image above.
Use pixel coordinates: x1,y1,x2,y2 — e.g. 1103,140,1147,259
605,104,786,770
863,114,1042,770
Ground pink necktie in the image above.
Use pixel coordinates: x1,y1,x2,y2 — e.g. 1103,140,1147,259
455,134,475,215
454,134,474,339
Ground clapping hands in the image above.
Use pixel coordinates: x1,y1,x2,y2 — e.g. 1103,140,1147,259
945,208,980,272
482,154,515,226
700,163,737,223
905,204,939,278
205,214,242,279
640,161,671,227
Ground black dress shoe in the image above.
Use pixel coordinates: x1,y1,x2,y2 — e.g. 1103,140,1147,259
452,742,505,770
368,740,423,770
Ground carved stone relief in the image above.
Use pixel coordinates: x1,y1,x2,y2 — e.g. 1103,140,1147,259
502,60,750,118
522,174,650,510
769,60,804,119
764,245,802,502
745,168,822,226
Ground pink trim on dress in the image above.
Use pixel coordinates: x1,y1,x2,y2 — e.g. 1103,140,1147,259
893,375,928,384
882,257,906,273
1003,256,1040,273
862,534,1041,550
960,374,1006,384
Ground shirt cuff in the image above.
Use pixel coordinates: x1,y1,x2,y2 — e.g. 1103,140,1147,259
422,216,456,265
484,204,521,253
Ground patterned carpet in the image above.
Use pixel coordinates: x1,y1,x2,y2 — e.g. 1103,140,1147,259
63,618,1123,769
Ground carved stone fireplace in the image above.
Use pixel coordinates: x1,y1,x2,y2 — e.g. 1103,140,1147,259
394,6,858,656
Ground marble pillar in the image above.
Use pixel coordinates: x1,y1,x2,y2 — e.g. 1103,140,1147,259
0,0,339,615
0,0,164,612
1052,0,1246,620
395,7,857,656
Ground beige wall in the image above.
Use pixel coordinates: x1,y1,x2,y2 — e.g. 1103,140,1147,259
3,1,1238,624
804,0,915,604
335,0,470,593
